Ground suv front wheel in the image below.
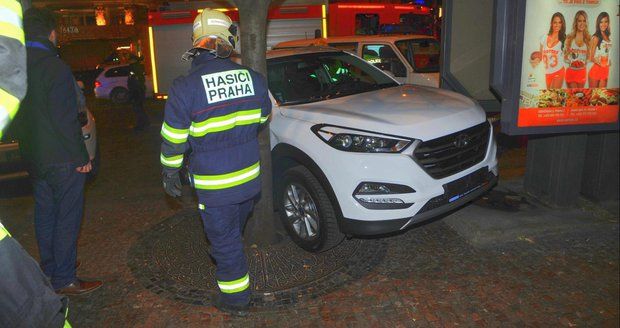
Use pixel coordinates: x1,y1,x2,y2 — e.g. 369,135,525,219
277,166,344,252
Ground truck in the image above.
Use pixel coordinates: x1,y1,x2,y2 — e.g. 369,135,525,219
147,2,435,96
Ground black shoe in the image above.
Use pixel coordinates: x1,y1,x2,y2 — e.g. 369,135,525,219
214,296,250,317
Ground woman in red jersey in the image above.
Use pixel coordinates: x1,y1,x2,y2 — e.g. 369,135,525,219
588,12,612,88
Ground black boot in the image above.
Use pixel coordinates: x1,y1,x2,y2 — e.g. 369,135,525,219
214,295,250,317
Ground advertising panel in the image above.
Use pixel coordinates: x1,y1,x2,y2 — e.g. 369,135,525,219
518,0,618,129
491,0,619,134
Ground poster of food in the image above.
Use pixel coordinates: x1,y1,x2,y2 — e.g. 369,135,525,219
518,0,619,127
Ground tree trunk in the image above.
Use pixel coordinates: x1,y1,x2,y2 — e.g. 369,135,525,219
232,0,284,246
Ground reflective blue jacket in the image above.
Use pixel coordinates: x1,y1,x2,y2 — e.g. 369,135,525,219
161,52,271,207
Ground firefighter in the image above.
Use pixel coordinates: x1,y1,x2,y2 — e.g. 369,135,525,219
160,9,271,316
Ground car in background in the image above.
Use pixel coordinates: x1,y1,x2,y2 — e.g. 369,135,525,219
273,34,440,87
94,64,154,104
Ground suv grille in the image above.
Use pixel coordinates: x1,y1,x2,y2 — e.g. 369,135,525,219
413,122,490,179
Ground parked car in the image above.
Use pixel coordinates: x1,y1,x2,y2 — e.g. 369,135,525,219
94,64,154,104
261,47,498,252
273,34,440,87
0,85,97,182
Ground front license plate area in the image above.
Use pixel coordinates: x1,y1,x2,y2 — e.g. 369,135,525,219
443,167,488,203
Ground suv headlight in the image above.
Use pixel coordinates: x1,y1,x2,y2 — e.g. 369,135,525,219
312,124,412,153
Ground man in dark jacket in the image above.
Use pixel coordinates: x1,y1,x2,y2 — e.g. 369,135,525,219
127,55,149,131
1,2,72,326
14,7,102,295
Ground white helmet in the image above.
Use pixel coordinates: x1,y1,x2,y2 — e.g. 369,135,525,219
183,8,238,60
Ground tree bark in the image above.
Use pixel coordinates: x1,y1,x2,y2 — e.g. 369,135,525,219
231,0,284,246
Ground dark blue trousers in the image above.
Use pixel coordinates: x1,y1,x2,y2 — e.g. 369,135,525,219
31,162,86,290
199,199,253,306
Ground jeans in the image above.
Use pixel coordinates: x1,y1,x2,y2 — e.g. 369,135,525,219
31,162,86,290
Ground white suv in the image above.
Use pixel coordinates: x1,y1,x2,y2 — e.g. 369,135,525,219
267,47,498,252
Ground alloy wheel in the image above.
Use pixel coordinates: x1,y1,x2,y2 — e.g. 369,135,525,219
283,183,319,241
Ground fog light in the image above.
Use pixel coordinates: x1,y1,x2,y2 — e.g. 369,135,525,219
353,182,415,209
357,197,404,204
354,182,415,195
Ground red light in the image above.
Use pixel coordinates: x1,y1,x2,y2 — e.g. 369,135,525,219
94,80,101,88
337,4,385,9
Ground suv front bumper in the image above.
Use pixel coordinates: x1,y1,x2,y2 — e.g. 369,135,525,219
339,171,498,236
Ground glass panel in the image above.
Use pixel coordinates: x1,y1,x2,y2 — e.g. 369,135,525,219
355,14,379,35
104,66,130,77
399,13,434,36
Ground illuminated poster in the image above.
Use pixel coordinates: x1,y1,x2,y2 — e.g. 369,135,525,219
518,0,619,127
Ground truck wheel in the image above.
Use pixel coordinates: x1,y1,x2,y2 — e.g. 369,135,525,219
278,165,344,252
110,87,129,104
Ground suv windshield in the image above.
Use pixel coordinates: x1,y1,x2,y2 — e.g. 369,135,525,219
395,39,440,73
267,51,398,105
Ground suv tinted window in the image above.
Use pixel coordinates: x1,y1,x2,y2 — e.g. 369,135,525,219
104,66,130,77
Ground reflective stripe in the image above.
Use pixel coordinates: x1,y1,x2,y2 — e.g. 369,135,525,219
193,162,259,190
0,222,11,241
260,114,269,124
0,0,24,45
189,109,261,137
0,7,21,28
0,22,25,44
1,88,21,139
217,273,250,294
63,306,72,328
1,87,21,120
161,122,189,144
0,0,22,17
198,204,205,210
160,153,183,168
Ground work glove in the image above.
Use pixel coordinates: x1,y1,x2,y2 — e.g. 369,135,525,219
162,172,182,197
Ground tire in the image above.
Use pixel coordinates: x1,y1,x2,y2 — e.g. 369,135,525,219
277,165,344,252
110,87,129,104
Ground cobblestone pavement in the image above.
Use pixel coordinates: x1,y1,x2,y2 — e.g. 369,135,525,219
1,99,618,327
